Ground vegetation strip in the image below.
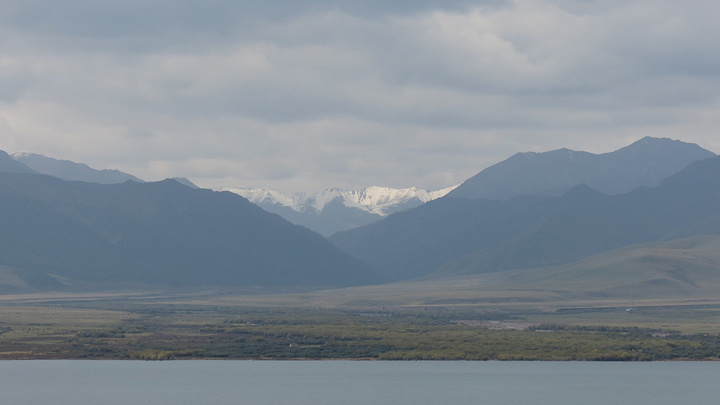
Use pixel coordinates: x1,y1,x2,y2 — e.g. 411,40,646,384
1,304,719,361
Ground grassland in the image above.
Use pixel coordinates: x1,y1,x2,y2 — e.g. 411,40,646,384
1,287,720,360
2,236,720,360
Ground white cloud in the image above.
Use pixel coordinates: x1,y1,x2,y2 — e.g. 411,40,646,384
1,0,719,192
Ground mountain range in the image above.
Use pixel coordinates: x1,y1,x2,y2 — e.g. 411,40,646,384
8,151,458,237
0,151,37,174
0,154,380,291
448,136,716,200
226,137,715,237
2,136,720,295
325,235,720,306
11,152,144,184
226,185,457,236
330,137,720,281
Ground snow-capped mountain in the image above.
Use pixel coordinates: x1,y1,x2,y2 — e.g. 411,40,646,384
224,185,458,236
230,185,458,216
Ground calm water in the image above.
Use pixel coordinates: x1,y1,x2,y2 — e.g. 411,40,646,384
1,361,719,405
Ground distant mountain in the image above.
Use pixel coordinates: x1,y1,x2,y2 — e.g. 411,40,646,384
330,194,551,281
171,177,199,189
0,151,36,174
369,235,720,304
438,156,720,276
0,171,380,290
331,154,720,281
447,137,716,200
12,152,144,184
225,185,458,236
456,235,720,301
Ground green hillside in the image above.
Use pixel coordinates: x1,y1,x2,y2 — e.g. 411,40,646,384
450,235,720,301
285,236,720,309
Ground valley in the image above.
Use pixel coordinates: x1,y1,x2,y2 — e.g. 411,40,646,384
3,137,720,360
1,284,720,360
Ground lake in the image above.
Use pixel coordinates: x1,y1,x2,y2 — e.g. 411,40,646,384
0,361,718,404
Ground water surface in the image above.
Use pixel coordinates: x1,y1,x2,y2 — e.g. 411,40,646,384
1,361,718,405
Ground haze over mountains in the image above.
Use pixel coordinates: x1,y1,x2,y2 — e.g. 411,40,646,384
228,136,716,237
0,151,37,174
331,137,720,281
227,185,457,236
0,154,379,291
448,137,716,200
3,136,720,297
12,152,144,184
8,151,455,237
459,235,720,301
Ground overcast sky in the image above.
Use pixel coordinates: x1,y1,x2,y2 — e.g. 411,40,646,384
2,0,719,192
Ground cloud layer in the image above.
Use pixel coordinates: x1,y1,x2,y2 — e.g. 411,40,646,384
2,0,719,191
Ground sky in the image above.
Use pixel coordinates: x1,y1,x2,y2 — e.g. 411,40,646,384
1,0,719,192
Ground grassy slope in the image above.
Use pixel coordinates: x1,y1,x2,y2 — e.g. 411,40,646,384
463,235,720,300
253,235,720,305
5,236,718,312
0,266,31,292
2,235,720,361
3,239,720,360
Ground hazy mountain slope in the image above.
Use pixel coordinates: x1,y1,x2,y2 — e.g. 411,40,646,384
0,172,380,289
0,151,36,174
275,235,720,308
0,265,33,293
228,185,457,236
440,236,720,301
437,156,720,276
447,137,716,200
330,195,551,281
232,191,382,237
170,177,199,189
333,155,720,281
12,152,144,184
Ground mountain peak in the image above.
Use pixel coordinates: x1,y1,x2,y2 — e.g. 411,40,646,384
0,150,36,174
224,184,459,236
170,177,199,189
560,183,606,202
447,137,716,200
616,136,704,153
634,136,674,145
227,185,458,217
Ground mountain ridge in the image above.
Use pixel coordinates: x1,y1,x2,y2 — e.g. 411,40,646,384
0,169,381,290
445,156,720,275
447,136,716,200
0,151,36,174
226,185,458,236
12,152,144,184
331,138,720,281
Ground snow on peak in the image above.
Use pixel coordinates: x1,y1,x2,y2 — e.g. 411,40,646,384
223,184,459,216
11,152,32,159
224,187,297,208
429,184,460,200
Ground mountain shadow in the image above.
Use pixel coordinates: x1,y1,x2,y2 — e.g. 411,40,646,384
0,172,380,290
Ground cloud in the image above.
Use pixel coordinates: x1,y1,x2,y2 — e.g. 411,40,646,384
1,0,720,191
